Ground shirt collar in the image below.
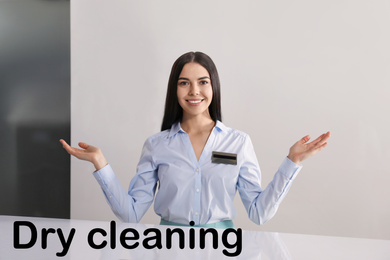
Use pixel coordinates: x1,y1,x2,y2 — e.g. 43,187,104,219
168,120,227,138
214,120,227,132
168,121,183,138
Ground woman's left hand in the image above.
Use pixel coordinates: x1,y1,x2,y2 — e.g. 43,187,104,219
287,132,331,164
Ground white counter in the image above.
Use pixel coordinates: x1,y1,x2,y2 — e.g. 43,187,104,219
1,216,389,259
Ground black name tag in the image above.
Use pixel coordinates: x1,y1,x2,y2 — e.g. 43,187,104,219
212,151,237,165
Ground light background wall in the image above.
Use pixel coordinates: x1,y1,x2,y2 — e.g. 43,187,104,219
71,0,390,240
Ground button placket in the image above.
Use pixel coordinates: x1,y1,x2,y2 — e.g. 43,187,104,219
193,164,201,224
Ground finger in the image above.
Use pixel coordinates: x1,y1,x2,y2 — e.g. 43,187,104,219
315,141,328,151
315,132,331,147
61,141,77,155
60,139,72,150
310,131,329,146
299,135,311,144
78,142,89,149
60,140,82,156
323,131,331,140
310,134,325,145
59,139,68,146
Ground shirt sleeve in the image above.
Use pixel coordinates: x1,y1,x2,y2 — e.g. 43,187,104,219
93,138,158,223
237,135,302,225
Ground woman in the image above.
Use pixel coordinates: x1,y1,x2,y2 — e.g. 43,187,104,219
60,51,330,229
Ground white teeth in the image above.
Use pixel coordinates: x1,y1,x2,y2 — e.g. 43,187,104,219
188,100,202,104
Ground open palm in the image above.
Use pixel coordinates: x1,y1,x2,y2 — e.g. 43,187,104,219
288,132,331,164
59,139,107,170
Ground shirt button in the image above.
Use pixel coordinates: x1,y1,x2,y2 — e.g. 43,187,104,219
196,168,199,172
195,212,198,215
196,189,200,192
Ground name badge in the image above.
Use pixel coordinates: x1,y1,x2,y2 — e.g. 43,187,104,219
212,151,237,165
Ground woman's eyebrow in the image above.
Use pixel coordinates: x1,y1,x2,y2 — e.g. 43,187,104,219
178,77,189,81
178,76,210,81
177,76,210,81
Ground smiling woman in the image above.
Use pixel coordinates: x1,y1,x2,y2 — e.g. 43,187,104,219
60,51,330,228
176,62,214,161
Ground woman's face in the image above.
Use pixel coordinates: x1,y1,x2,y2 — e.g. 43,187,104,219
177,62,213,120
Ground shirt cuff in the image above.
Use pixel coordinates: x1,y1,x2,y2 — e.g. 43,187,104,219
278,157,303,181
93,164,116,186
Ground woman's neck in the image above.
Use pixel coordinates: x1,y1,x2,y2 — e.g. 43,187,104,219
180,115,215,134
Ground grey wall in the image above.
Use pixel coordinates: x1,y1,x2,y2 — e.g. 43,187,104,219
71,0,390,239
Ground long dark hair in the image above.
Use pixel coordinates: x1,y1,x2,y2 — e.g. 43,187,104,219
161,52,222,131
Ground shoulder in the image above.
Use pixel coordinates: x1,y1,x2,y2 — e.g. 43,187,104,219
138,130,171,157
144,129,171,146
216,121,249,141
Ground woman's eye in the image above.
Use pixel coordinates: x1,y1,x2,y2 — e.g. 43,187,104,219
178,81,188,86
200,81,209,85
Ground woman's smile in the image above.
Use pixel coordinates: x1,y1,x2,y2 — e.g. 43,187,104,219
186,99,204,105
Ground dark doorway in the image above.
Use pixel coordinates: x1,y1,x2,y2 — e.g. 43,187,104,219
0,0,70,218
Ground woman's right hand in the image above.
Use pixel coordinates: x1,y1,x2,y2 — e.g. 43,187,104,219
59,139,108,171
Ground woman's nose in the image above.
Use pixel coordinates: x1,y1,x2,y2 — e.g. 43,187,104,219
189,83,199,95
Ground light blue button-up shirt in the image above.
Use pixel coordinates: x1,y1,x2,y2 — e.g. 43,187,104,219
93,121,302,225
